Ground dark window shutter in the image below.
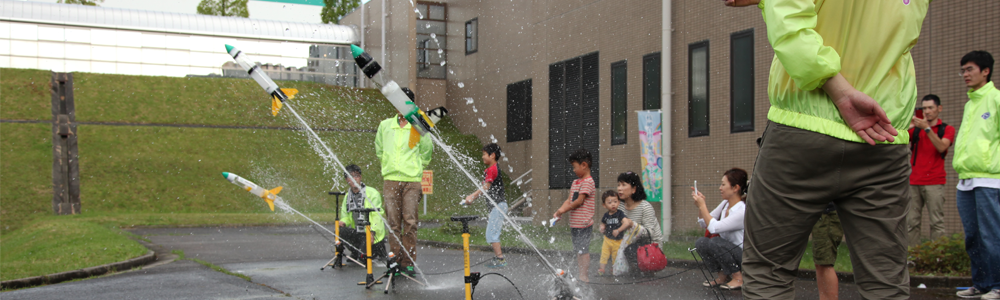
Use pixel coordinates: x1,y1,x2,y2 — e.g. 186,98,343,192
507,79,532,142
549,62,567,189
549,53,600,189
581,52,600,187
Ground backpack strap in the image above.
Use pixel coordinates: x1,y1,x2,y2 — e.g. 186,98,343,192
937,123,948,159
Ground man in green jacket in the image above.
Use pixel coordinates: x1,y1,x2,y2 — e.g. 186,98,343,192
339,164,387,261
375,88,433,276
953,50,1000,299
726,0,928,299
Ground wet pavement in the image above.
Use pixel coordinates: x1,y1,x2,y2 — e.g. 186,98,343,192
1,226,957,299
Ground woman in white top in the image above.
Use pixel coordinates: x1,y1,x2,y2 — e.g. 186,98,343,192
692,168,748,290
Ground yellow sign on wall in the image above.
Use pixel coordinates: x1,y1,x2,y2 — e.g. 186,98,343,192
421,170,433,195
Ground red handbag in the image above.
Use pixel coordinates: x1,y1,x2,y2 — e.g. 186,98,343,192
637,243,668,272
705,229,720,238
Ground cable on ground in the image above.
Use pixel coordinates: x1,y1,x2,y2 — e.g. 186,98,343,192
472,272,525,300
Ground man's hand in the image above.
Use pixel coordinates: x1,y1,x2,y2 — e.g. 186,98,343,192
824,74,898,145
832,90,897,145
612,229,621,237
464,194,476,203
911,116,930,130
723,0,760,7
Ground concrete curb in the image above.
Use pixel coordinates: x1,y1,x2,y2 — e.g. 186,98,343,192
1,250,156,290
417,240,972,288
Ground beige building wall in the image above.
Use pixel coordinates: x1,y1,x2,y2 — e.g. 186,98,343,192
666,2,770,236
343,0,1000,238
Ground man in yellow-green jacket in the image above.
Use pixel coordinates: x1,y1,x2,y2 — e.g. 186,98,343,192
724,0,929,299
953,51,1000,300
374,87,432,276
338,164,387,261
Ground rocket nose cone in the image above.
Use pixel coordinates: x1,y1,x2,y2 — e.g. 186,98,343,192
350,45,364,58
221,172,230,179
225,44,235,54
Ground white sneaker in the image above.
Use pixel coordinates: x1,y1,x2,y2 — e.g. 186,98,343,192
958,287,985,298
981,289,1000,300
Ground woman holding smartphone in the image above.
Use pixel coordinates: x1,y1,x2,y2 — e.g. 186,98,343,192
692,168,748,290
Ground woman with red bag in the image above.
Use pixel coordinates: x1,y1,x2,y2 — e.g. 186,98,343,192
693,168,748,290
616,172,667,276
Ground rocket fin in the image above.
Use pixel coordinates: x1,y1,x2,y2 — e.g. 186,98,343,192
417,110,435,128
408,126,421,149
271,96,284,116
280,88,298,99
265,187,281,211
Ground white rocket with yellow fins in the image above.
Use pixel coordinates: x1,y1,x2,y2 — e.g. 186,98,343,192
350,45,448,148
221,172,282,211
225,44,298,116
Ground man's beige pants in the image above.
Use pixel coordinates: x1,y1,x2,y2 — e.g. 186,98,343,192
908,184,948,245
383,180,422,268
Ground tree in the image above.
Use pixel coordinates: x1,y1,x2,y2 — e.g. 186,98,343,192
321,0,360,24
197,0,250,18
57,0,104,6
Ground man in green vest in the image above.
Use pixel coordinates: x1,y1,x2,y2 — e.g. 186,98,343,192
953,50,1000,299
726,0,928,299
375,88,433,277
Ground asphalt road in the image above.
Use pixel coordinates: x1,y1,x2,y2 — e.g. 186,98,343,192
1,226,958,300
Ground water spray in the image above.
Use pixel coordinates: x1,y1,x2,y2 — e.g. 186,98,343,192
220,172,368,257
226,44,433,286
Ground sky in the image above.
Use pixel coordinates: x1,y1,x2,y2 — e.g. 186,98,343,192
23,0,328,24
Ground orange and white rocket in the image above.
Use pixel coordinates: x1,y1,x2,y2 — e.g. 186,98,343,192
225,44,298,116
221,172,282,211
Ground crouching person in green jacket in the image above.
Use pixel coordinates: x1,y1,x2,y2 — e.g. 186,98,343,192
339,164,387,261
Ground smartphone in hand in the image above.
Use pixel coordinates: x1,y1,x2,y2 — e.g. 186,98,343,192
915,107,924,119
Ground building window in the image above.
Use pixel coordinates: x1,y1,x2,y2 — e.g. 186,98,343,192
731,29,754,133
549,52,600,189
507,79,532,142
611,60,627,145
416,2,446,79
465,18,478,55
689,41,709,137
643,52,661,110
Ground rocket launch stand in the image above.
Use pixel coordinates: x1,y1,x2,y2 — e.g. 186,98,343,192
351,207,385,288
450,216,480,300
321,191,364,271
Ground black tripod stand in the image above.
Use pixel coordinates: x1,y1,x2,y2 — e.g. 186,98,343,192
368,250,424,293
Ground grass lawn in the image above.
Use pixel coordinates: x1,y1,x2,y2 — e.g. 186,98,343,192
0,68,520,281
0,217,148,281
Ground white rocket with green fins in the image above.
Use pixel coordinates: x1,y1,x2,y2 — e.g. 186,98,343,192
350,45,448,148
222,172,282,211
225,44,299,116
